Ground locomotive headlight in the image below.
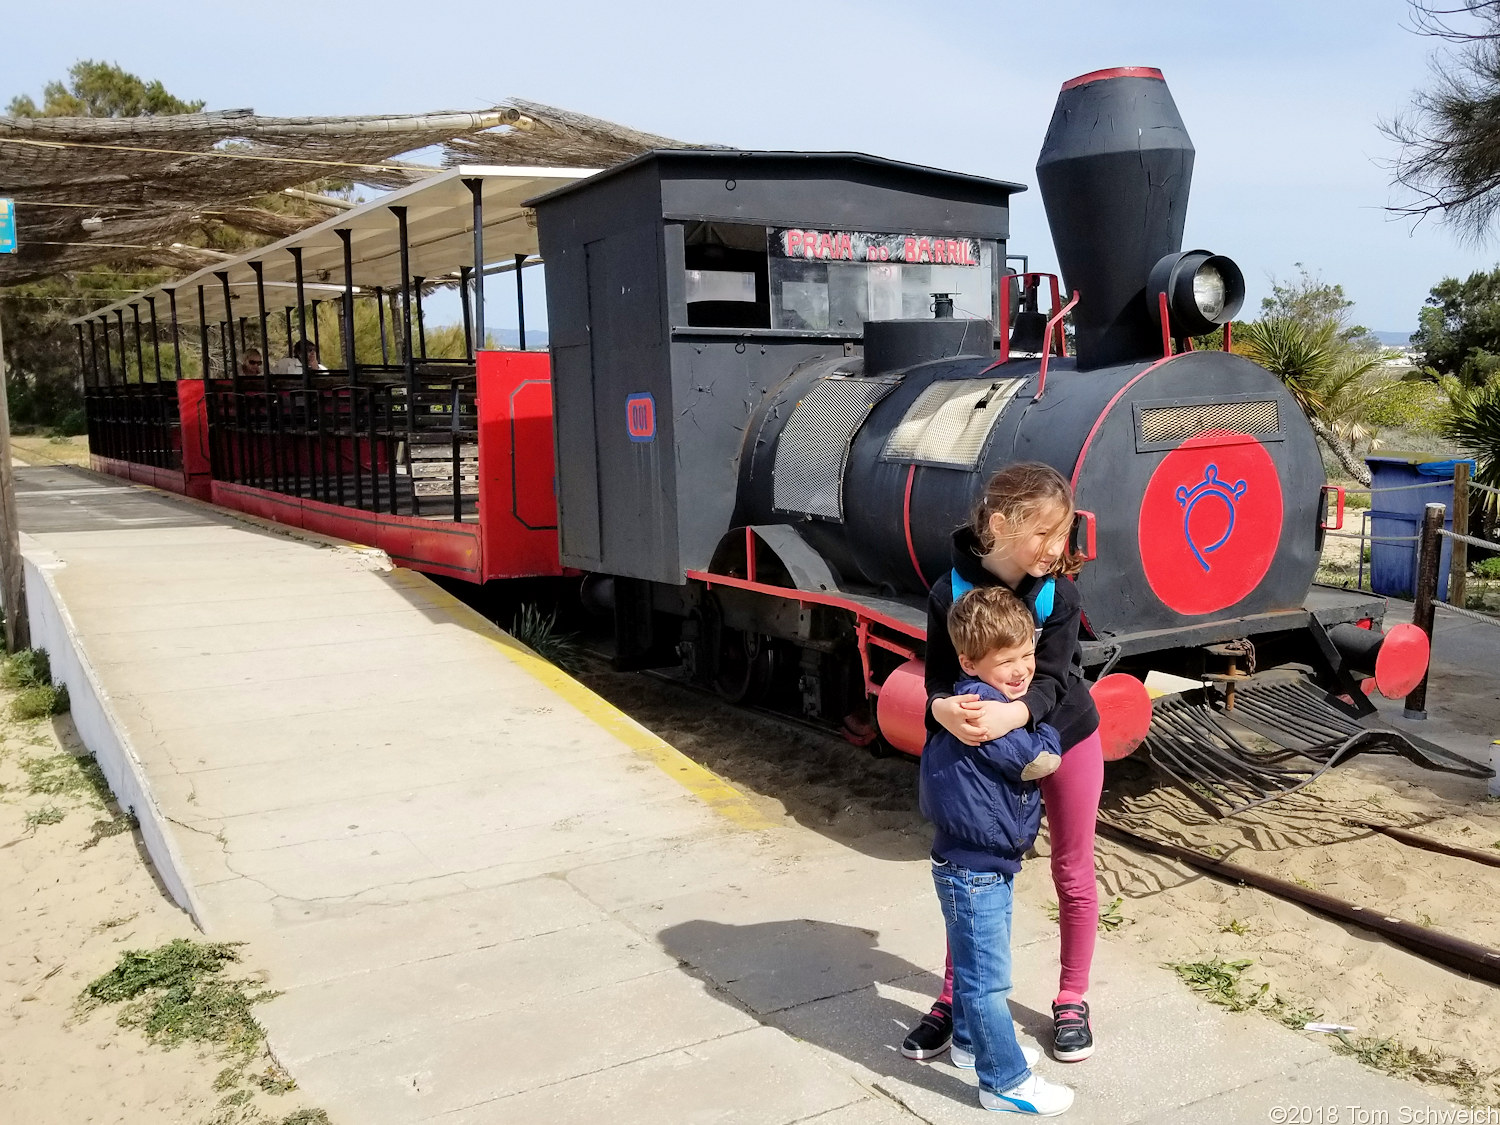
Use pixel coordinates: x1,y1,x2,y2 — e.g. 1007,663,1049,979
1193,266,1228,320
1147,249,1245,337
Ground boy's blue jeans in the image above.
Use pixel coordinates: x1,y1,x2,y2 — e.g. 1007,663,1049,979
931,856,1030,1095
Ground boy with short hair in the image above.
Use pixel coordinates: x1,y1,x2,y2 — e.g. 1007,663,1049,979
920,586,1075,1116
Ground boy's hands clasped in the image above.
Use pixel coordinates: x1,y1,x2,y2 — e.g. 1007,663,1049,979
932,695,1030,746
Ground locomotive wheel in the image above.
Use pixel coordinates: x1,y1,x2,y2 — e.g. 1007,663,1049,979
715,627,772,704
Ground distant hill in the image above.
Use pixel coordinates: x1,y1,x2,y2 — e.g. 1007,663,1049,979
1374,330,1415,347
490,328,548,349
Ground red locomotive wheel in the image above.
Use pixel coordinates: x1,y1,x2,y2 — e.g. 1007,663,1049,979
1091,673,1153,761
1138,431,1283,616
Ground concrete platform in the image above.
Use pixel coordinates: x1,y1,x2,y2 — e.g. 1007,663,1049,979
14,466,1471,1124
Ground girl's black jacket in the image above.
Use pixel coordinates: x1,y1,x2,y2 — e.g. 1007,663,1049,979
924,527,1100,752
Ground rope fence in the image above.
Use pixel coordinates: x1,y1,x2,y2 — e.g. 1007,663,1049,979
1436,527,1498,552
1435,598,1500,628
1323,530,1419,542
1340,478,1456,495
1326,470,1500,599
1432,523,1500,629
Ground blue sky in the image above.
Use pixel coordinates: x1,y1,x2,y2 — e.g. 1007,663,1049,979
7,0,1495,335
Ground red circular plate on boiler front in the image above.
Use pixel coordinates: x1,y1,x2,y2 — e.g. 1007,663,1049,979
1138,431,1284,616
1091,674,1154,761
1373,623,1430,699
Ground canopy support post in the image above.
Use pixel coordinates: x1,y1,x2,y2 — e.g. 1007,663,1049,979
251,261,272,395
464,178,485,351
168,289,182,380
216,272,238,392
515,253,528,351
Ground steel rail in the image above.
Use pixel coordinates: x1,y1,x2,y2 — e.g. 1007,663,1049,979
1344,818,1500,870
1095,819,1500,985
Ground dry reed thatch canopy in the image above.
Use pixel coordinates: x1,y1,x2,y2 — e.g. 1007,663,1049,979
442,99,721,168
1,100,715,286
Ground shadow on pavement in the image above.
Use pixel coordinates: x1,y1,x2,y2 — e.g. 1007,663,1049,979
658,916,1050,1110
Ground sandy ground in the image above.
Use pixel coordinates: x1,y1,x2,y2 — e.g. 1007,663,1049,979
1097,755,1500,1098
0,682,324,1124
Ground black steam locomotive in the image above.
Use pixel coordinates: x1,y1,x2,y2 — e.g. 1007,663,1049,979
530,67,1471,812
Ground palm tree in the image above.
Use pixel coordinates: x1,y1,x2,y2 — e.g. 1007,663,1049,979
1237,317,1386,486
1440,377,1500,529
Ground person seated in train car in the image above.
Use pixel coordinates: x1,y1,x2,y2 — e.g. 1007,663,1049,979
239,348,264,378
919,586,1074,1117
293,340,327,371
270,340,326,376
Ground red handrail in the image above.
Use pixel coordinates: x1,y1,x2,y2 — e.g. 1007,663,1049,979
1032,290,1080,402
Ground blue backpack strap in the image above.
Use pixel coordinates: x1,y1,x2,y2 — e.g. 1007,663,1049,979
953,569,1052,623
1033,576,1055,624
949,569,974,601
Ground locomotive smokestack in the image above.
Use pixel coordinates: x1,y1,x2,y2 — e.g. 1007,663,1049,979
1036,67,1193,371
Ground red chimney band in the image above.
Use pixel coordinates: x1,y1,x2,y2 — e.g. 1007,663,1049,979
1061,67,1164,91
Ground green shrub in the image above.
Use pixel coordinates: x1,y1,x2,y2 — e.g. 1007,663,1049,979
508,604,581,674
25,806,65,828
1441,378,1500,525
2,648,51,689
80,939,279,1059
12,683,69,720
1363,378,1449,433
1475,557,1500,580
3,649,69,719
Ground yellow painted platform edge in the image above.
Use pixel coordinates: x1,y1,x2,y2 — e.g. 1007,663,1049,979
401,572,777,832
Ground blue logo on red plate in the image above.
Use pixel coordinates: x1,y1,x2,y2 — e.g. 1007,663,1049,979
626,393,655,442
1176,464,1248,572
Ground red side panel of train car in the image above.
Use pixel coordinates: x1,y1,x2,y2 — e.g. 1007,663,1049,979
476,350,566,581
178,380,214,500
208,480,485,581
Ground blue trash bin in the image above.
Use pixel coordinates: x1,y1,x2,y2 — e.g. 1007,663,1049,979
1365,453,1475,600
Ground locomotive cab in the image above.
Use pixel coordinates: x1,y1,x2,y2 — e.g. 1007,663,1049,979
530,149,1022,588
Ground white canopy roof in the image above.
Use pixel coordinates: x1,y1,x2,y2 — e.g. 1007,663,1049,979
72,165,596,327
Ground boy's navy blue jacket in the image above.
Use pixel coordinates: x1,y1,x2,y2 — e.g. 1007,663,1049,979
925,527,1099,751
920,677,1062,874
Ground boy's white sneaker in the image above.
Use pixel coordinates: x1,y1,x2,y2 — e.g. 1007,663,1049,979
979,1072,1075,1115
951,1043,1040,1070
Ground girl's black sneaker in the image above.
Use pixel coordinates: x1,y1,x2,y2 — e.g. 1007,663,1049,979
900,1001,953,1060
1051,1000,1094,1061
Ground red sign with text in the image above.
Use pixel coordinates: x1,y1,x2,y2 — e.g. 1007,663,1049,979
771,228,981,267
